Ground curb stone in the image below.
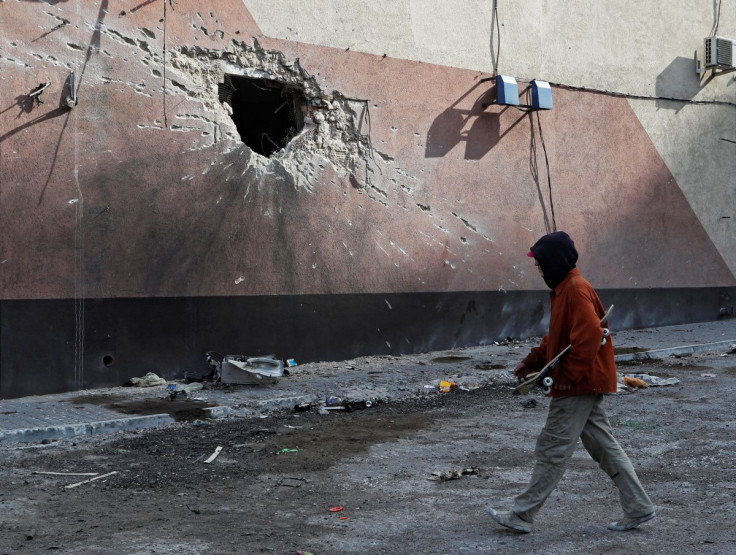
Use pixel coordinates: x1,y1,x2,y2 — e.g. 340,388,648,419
0,414,175,445
614,340,736,362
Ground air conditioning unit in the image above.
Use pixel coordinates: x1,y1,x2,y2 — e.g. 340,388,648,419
704,36,735,69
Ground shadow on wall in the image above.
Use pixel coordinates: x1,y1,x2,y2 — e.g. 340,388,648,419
655,56,703,111
425,81,527,160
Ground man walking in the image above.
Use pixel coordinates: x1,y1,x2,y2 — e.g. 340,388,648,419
487,231,655,533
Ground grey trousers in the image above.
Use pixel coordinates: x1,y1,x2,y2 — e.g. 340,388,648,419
512,394,654,522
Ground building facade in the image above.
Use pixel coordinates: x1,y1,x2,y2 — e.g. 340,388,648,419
0,0,734,397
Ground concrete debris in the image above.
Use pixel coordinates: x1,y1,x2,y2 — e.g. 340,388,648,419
428,467,480,482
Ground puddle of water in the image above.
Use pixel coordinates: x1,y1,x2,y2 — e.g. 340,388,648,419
69,394,216,422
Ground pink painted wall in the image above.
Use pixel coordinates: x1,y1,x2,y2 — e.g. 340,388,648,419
0,0,733,303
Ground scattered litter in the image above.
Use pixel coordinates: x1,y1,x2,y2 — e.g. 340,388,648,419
168,382,203,400
328,506,344,512
429,467,480,482
701,373,717,378
325,396,346,409
277,448,300,455
203,446,223,464
339,516,349,520
221,355,284,385
625,373,680,387
125,372,167,387
459,384,481,391
286,358,297,367
64,471,118,489
186,504,201,514
618,373,680,392
521,398,538,409
296,551,314,555
623,376,648,389
439,380,456,393
493,337,520,346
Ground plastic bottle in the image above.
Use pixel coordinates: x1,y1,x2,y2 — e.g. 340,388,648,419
326,396,346,408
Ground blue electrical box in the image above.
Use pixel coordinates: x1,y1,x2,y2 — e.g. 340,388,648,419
496,75,519,106
531,80,553,110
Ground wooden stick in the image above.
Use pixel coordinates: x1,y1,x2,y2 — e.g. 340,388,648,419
34,471,99,476
64,471,118,489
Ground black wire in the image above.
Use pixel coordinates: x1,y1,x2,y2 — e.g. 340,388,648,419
549,80,736,108
528,113,551,234
536,110,556,232
711,0,722,36
490,0,501,75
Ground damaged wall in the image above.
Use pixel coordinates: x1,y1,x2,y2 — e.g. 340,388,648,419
0,0,734,398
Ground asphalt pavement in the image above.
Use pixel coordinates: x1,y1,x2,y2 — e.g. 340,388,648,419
2,318,735,445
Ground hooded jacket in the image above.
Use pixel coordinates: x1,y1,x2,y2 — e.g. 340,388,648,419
528,231,578,290
522,233,617,396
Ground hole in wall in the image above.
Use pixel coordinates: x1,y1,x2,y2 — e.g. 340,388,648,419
103,355,114,367
219,74,305,157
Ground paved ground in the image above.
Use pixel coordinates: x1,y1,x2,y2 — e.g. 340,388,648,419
1,318,736,554
2,318,735,445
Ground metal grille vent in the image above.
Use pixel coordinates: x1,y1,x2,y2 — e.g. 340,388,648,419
716,38,733,66
704,36,735,68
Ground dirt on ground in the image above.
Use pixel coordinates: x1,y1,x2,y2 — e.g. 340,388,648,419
1,353,735,554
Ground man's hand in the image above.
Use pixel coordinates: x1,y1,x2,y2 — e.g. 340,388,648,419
513,362,530,382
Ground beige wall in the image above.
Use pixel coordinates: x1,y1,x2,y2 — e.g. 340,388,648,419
245,0,736,274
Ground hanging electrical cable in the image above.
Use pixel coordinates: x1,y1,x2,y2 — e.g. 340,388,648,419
490,0,501,75
535,110,556,232
710,0,722,36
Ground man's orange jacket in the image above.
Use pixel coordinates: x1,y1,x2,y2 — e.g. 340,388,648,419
521,269,617,397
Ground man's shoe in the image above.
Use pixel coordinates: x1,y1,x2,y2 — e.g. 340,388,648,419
485,508,532,533
607,512,656,531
